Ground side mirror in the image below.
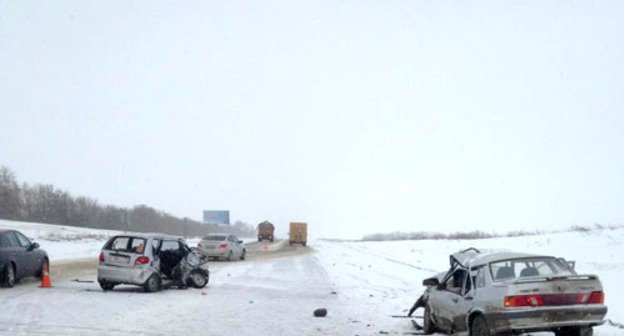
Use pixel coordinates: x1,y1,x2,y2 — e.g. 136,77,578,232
238,240,243,244
423,277,440,287
29,242,40,251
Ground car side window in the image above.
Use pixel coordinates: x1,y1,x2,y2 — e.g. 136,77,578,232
474,266,486,289
14,231,31,247
161,240,180,252
6,232,21,248
444,269,467,295
0,233,13,247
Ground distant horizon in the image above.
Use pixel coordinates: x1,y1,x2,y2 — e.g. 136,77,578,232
2,1,624,239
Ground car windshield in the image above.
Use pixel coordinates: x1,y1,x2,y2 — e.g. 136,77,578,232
490,257,573,281
203,235,226,241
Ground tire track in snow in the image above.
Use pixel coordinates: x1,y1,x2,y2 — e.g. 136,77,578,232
330,242,438,273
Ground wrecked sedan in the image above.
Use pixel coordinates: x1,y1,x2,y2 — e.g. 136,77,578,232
98,234,209,292
411,248,607,336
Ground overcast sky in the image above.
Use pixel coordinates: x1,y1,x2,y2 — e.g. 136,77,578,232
1,1,623,239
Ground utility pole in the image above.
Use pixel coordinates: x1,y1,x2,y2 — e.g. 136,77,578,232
124,209,129,233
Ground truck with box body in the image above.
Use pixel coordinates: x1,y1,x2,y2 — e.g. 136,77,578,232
289,222,307,246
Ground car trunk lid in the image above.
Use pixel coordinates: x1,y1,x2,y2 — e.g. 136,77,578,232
200,239,221,250
505,275,604,307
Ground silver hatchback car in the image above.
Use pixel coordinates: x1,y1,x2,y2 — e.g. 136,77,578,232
97,234,190,292
197,234,246,261
412,248,607,336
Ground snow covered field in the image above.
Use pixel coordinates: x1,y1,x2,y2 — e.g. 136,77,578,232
0,220,255,262
0,220,623,336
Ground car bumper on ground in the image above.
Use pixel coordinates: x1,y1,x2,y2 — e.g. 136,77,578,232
97,265,153,285
486,305,608,333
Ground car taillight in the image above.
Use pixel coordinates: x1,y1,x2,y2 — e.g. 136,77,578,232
588,291,604,304
135,256,150,265
218,243,228,249
505,292,604,307
99,252,105,262
504,295,544,307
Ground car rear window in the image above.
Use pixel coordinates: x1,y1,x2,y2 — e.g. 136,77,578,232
203,235,226,241
490,257,572,281
105,236,147,254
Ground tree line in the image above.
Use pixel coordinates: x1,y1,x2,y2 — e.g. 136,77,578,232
0,166,256,238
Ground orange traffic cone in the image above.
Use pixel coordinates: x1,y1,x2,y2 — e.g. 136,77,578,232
39,265,53,288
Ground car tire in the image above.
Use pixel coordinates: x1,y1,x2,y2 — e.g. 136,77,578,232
556,327,593,336
3,263,15,288
226,251,232,261
240,249,246,260
37,259,49,279
471,315,491,336
99,281,115,291
423,305,436,334
188,270,208,288
144,274,161,292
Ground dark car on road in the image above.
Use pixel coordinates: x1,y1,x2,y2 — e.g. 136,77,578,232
0,229,49,287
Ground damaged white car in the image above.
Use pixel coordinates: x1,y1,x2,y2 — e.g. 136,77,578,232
410,248,607,336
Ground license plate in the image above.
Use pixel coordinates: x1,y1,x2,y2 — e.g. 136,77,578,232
110,255,129,264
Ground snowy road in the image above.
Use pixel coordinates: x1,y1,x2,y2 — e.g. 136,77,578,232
1,220,624,336
0,241,413,336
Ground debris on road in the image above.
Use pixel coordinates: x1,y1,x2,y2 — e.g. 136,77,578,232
313,308,327,317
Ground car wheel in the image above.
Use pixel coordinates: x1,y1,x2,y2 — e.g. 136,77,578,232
144,274,161,292
471,315,491,336
240,249,246,260
556,327,593,336
3,264,15,288
99,281,115,291
226,251,232,261
37,259,49,279
423,305,436,334
188,270,208,288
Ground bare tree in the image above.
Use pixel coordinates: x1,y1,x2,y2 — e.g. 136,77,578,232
0,166,21,220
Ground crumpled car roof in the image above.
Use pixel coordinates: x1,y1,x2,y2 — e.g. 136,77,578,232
451,248,550,267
